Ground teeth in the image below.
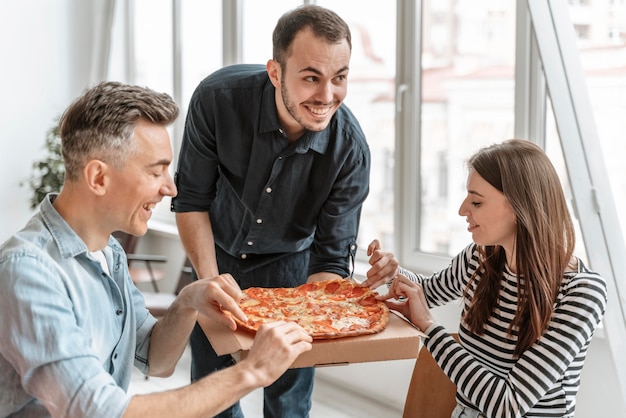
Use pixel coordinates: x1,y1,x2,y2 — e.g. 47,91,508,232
308,106,330,115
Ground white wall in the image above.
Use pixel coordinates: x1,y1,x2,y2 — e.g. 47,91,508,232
1,2,624,417
0,0,90,244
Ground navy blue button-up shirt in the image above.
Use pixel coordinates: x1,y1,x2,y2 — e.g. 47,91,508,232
172,64,370,277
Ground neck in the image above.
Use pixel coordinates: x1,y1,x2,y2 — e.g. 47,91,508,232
53,188,110,251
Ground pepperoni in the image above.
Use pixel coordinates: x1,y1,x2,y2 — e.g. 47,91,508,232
359,296,378,306
347,286,367,297
293,283,319,296
237,279,388,338
324,281,341,294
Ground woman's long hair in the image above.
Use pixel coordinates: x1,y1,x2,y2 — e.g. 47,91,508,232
462,139,575,356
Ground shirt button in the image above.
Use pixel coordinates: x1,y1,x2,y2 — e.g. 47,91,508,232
266,187,272,193
116,309,123,315
113,353,118,359
241,254,248,259
247,241,253,246
350,244,357,251
256,218,263,224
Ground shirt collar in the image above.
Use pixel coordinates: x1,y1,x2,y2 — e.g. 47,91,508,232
258,78,331,155
39,193,123,259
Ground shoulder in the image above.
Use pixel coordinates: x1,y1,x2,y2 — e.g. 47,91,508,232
565,259,606,289
332,104,367,144
560,258,608,307
0,215,55,266
324,105,370,167
0,236,66,304
196,64,268,91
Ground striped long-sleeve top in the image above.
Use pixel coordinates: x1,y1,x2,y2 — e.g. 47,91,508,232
400,243,607,418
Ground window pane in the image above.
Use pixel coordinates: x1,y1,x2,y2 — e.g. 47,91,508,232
419,0,516,256
545,98,588,263
134,0,173,94
242,0,302,64
567,0,626,250
315,1,397,252
180,0,222,108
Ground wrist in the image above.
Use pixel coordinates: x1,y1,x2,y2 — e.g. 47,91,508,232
233,359,267,390
170,287,199,317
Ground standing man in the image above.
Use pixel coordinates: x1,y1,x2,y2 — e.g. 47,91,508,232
0,81,312,417
172,4,370,418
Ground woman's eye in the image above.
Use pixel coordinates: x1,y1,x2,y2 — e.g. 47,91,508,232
471,201,481,207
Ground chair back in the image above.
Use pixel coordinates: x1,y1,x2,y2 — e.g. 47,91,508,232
402,334,459,418
112,231,139,260
174,257,194,295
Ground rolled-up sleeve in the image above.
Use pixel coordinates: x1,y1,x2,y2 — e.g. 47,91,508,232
172,85,219,213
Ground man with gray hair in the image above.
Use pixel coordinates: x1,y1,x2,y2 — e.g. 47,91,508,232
0,81,312,417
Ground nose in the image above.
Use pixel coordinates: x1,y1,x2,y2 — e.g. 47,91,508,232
316,81,335,104
162,171,177,197
458,197,469,217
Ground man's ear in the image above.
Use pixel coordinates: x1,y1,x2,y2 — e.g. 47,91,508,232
83,159,109,196
266,59,281,88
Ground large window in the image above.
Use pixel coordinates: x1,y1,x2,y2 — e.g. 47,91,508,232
107,0,624,273
417,0,516,258
106,0,626,397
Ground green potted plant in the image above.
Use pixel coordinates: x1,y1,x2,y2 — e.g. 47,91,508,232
22,120,65,209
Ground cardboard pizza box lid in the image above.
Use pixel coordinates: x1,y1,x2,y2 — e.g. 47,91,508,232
198,311,425,368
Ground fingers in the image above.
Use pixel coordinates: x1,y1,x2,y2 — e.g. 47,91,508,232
258,321,313,345
188,274,248,330
383,299,411,320
367,239,380,256
377,274,415,300
245,321,313,386
384,279,434,331
363,241,399,289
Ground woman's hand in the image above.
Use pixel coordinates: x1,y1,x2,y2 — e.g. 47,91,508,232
377,274,435,331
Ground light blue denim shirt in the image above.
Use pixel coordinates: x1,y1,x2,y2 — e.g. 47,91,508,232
0,194,157,417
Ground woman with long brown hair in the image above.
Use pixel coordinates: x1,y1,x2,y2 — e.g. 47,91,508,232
364,139,607,418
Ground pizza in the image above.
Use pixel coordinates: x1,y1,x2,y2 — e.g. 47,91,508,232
230,279,389,339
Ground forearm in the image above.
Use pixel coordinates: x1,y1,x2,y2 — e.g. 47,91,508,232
307,271,343,283
124,360,262,418
176,212,219,278
146,297,198,377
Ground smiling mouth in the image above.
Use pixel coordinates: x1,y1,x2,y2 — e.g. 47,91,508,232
305,104,333,117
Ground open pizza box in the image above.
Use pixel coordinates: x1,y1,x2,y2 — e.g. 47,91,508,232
198,311,425,368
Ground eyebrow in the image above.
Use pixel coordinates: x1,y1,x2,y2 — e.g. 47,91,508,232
468,189,485,198
299,65,350,76
146,159,171,168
